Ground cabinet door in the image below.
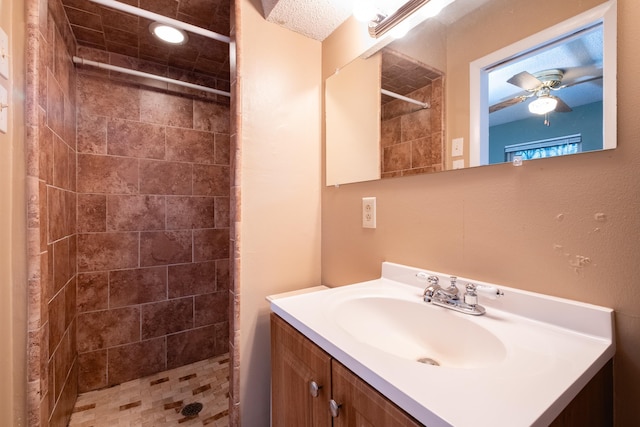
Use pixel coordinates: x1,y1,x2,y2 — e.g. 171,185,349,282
331,360,423,427
271,313,332,427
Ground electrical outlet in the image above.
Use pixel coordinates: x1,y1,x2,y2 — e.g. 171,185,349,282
362,197,376,228
452,137,464,157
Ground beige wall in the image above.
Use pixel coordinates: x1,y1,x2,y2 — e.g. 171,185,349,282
0,0,28,425
321,0,640,425
236,0,322,424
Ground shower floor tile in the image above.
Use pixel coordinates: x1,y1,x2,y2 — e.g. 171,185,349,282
69,354,229,427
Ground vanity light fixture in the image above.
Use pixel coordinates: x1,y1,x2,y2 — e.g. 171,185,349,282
528,95,558,115
362,0,455,39
150,22,188,45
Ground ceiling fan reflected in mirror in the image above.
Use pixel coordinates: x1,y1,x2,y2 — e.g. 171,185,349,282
489,68,603,116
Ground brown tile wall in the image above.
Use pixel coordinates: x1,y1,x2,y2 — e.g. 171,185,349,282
380,77,445,178
74,67,231,393
25,0,78,426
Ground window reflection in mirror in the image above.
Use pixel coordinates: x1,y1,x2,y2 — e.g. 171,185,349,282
470,1,616,167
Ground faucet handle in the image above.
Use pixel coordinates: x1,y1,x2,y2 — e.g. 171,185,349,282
464,283,478,306
475,284,504,300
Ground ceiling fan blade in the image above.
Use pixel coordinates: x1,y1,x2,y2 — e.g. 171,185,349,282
556,75,603,90
489,95,527,113
552,96,573,112
507,71,543,91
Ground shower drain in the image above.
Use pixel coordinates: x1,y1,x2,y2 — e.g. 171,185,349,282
416,357,440,366
181,402,204,417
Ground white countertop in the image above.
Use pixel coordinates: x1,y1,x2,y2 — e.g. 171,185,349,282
270,262,615,427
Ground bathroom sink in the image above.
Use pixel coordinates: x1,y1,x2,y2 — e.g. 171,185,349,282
330,296,506,368
269,262,614,427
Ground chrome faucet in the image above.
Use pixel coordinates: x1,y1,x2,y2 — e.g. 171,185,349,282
422,275,503,316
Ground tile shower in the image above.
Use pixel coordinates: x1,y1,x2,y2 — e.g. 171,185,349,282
380,50,444,177
25,0,232,425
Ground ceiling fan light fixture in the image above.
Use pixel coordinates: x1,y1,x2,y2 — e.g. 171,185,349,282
528,96,558,115
150,22,188,45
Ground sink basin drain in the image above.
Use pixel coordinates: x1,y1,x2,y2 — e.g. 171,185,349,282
417,357,440,366
181,402,203,417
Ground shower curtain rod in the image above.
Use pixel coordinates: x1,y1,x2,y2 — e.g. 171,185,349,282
73,56,232,98
88,0,231,44
381,89,430,109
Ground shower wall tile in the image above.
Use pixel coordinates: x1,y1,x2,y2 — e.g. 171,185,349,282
47,187,67,242
77,350,107,393
75,71,230,392
166,196,215,229
194,100,230,133
381,80,444,177
47,71,65,138
214,320,229,355
192,164,230,196
195,292,228,327
166,325,216,369
77,154,139,194
216,259,230,291
139,230,193,266
38,110,54,182
401,108,432,142
141,297,194,339
107,338,166,386
77,74,140,120
194,228,230,261
76,272,109,313
77,307,141,352
77,232,139,272
53,237,71,293
140,90,193,127
412,136,441,169
48,289,66,356
139,160,193,195
214,197,230,228
107,119,166,159
52,135,70,189
76,194,106,233
77,112,107,154
109,267,167,308
166,127,215,164
106,195,165,231
168,261,216,298
214,133,231,165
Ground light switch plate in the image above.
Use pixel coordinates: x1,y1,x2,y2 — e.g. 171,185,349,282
0,85,7,134
452,137,464,157
0,27,8,80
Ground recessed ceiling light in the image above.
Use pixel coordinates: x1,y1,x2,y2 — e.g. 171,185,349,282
150,22,188,45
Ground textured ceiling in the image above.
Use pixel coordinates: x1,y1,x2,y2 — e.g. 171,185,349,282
62,0,230,81
261,0,353,41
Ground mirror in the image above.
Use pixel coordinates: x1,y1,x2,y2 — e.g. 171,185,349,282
325,0,616,186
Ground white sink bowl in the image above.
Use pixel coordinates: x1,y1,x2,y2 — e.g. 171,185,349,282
269,262,615,427
331,296,507,369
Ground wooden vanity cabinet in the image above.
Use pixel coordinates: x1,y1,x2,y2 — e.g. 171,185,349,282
271,313,421,427
271,312,332,426
271,313,612,427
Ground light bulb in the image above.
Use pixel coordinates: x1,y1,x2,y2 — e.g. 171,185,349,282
353,1,378,22
150,22,188,44
528,96,558,115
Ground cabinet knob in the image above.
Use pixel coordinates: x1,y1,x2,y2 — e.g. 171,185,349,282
329,399,341,418
309,380,322,397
